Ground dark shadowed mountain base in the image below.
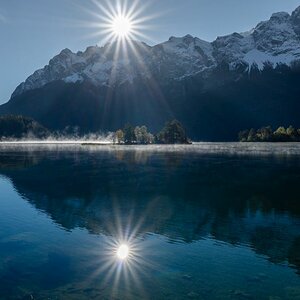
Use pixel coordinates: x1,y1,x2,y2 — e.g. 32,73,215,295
1,65,300,141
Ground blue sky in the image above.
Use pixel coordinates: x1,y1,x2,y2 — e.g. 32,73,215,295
1,0,300,103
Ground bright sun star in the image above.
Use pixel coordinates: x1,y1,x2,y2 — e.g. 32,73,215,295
84,0,158,44
111,15,132,38
117,244,129,260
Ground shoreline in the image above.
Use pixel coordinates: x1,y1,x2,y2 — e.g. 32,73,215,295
0,140,300,145
0,142,300,156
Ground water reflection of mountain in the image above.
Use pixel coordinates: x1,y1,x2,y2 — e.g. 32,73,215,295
0,146,300,274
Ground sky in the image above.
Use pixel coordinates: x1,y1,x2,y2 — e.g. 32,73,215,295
1,0,300,103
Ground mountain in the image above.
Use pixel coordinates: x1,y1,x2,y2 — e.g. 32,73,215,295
0,115,49,139
2,6,300,140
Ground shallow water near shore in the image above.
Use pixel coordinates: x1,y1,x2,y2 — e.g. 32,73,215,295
0,143,300,299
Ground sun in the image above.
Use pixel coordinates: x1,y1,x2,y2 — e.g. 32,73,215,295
111,15,132,38
83,0,158,44
116,244,130,260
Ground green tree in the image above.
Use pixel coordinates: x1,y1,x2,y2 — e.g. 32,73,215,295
157,120,188,144
287,125,296,138
123,124,136,144
114,129,124,144
257,126,273,141
0,115,49,140
238,130,249,142
147,132,155,144
135,125,154,144
274,126,288,141
239,125,300,142
247,128,257,142
275,126,287,135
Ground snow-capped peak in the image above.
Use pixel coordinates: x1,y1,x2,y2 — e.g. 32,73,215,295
11,5,300,98
213,6,300,70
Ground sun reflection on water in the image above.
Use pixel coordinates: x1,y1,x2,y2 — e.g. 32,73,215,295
83,228,146,297
79,197,164,298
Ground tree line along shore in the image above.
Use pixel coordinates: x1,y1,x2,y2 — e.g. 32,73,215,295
2,115,300,143
239,126,300,142
0,115,190,144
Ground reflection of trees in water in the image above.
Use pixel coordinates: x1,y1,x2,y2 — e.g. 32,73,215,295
0,147,300,274
112,149,183,168
0,152,40,170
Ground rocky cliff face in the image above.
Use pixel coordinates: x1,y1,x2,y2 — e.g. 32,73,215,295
11,6,300,99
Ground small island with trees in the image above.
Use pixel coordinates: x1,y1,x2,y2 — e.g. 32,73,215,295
239,126,300,142
113,119,190,144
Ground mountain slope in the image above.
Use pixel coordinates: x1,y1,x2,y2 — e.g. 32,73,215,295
2,6,300,140
0,115,49,139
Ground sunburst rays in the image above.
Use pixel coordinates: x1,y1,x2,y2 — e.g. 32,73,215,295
79,0,158,45
64,0,174,156
79,196,163,298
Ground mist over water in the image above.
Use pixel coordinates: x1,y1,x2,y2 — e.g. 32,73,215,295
0,143,300,299
1,142,300,156
0,131,115,144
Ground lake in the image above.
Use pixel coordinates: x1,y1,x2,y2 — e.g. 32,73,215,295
0,143,300,299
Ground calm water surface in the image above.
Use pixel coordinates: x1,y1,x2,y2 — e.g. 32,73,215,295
0,143,300,299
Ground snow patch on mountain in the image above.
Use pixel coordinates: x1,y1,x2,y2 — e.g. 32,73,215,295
162,35,214,61
64,73,84,84
243,49,297,71
11,5,300,99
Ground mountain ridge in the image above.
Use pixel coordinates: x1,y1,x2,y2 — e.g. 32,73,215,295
2,6,300,141
10,5,300,99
